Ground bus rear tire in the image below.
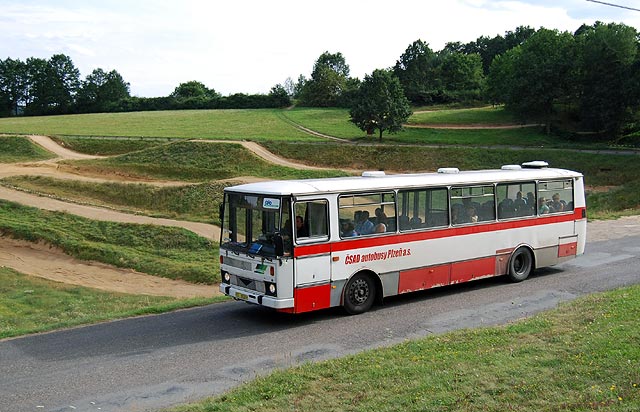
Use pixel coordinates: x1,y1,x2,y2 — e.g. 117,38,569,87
508,247,533,282
343,273,375,315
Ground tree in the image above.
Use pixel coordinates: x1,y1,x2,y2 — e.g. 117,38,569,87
487,28,575,132
76,68,130,112
575,22,639,135
170,80,218,100
349,69,412,140
268,84,291,107
0,58,27,116
393,39,438,104
47,54,80,114
299,51,351,107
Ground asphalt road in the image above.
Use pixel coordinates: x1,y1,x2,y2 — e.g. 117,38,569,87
1,235,639,412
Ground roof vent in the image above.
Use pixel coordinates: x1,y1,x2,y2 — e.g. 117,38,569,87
361,171,386,177
437,167,459,174
501,164,522,170
521,161,549,169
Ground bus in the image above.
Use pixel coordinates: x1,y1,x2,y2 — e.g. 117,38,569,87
219,161,586,314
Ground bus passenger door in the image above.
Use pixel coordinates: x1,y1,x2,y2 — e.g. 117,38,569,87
293,199,331,312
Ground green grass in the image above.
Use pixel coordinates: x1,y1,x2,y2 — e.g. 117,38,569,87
0,135,56,162
408,106,521,125
62,141,348,182
1,176,228,224
0,200,219,284
172,285,640,412
586,180,640,219
0,109,316,141
52,135,171,155
0,267,220,339
281,108,364,139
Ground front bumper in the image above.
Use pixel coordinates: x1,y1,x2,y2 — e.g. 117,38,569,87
220,283,294,309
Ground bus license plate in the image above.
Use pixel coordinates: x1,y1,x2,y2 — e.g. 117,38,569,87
235,291,249,300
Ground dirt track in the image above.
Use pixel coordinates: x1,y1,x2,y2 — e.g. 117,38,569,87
1,135,639,298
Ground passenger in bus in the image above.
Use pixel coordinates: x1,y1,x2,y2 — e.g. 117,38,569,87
341,221,358,237
465,205,478,223
538,197,550,214
451,203,464,224
374,207,388,225
355,210,375,235
550,193,564,212
295,215,308,237
513,191,527,214
398,214,410,230
374,222,387,233
527,192,536,214
409,216,422,229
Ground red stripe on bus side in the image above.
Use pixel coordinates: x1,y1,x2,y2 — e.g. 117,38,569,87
294,208,585,258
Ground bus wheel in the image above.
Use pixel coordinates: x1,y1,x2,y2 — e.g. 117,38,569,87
508,247,533,282
343,273,375,315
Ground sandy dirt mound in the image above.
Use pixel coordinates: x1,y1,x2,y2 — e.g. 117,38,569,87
0,237,217,298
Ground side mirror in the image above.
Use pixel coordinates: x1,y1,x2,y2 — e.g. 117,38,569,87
218,203,224,221
273,234,284,257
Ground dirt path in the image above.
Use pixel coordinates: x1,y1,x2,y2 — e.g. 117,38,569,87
1,134,639,298
0,237,216,298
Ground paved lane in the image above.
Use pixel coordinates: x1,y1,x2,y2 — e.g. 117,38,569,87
1,235,639,412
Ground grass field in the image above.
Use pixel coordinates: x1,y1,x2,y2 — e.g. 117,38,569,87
0,267,220,340
1,176,228,224
173,285,640,412
0,135,56,162
408,106,520,125
61,141,348,182
0,109,316,141
0,200,219,284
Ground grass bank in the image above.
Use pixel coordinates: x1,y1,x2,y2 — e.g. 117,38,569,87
0,268,220,340
173,285,640,412
1,176,227,224
62,141,348,182
52,135,171,155
0,200,218,284
0,135,55,162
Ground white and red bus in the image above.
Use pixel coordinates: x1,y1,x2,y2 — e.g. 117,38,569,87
219,162,586,314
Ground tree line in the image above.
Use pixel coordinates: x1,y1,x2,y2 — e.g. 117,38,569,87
1,21,638,138
0,56,291,117
293,22,639,139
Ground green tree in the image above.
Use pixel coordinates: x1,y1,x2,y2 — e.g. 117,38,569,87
575,22,639,135
393,39,438,104
47,54,81,114
170,80,218,99
24,57,53,115
349,69,412,140
0,58,27,116
76,68,130,112
488,28,575,132
437,51,484,102
299,51,351,107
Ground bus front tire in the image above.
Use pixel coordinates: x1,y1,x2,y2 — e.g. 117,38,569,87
508,247,533,282
343,273,375,315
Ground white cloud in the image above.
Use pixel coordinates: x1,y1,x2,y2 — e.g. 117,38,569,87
1,0,639,97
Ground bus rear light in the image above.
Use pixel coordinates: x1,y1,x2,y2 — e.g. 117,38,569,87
220,256,224,264
266,282,277,296
270,266,275,276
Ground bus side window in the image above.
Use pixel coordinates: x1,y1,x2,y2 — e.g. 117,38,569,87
497,182,536,219
294,200,329,241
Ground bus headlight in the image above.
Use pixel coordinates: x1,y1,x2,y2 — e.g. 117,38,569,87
222,271,231,284
266,282,277,296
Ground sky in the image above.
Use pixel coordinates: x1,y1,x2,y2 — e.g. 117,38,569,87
2,0,640,97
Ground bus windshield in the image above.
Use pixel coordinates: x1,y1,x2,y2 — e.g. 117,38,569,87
221,192,291,256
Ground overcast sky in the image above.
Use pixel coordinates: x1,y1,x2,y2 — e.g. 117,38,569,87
2,0,639,97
